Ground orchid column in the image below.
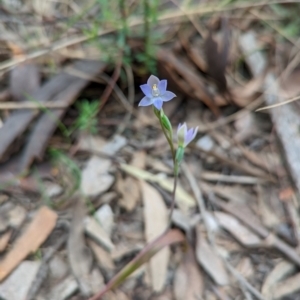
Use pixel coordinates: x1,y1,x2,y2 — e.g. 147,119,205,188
139,75,198,223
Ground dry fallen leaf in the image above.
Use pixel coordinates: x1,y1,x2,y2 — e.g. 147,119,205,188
68,198,104,297
214,211,261,247
174,248,204,300
120,164,196,210
273,272,300,299
81,135,127,197
261,260,295,299
88,239,115,273
118,151,145,211
81,156,115,197
195,228,229,286
0,260,41,300
84,216,114,252
141,181,169,292
235,257,254,279
117,176,140,212
0,206,57,281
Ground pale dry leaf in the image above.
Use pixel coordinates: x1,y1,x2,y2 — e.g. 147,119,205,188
95,204,114,237
111,243,144,261
68,199,93,297
117,176,140,212
235,257,254,279
81,135,126,197
81,156,114,197
0,206,57,281
131,150,146,169
174,249,204,300
120,164,196,209
214,211,261,246
141,181,169,292
196,231,229,286
84,216,114,252
0,261,41,300
273,272,300,299
88,239,115,273
78,135,106,152
261,260,295,299
49,255,68,280
118,151,145,211
101,135,127,155
47,275,78,300
7,205,26,228
146,157,172,174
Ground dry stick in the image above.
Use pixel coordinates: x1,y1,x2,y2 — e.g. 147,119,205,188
182,164,265,300
0,1,298,72
116,64,135,135
98,58,122,113
0,101,69,110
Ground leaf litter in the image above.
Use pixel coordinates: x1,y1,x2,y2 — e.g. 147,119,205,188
1,2,300,299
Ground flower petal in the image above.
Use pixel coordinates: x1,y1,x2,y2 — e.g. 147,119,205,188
161,91,176,102
140,84,152,97
153,99,163,110
158,80,167,94
138,96,153,107
147,75,159,87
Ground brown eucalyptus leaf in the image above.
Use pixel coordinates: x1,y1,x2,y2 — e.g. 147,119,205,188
196,228,229,286
174,249,204,300
141,181,169,292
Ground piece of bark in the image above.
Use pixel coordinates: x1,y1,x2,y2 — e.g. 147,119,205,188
0,206,57,281
19,60,106,171
9,62,40,101
264,73,300,195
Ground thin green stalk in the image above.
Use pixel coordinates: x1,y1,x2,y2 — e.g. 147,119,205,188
156,113,178,225
168,171,178,225
158,116,175,162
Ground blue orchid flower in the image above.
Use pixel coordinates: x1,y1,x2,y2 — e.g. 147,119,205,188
138,75,176,110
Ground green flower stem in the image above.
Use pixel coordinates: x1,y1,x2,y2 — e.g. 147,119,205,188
169,166,178,225
157,113,176,163
155,110,179,225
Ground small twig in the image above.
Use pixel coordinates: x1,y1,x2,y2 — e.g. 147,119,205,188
0,101,69,110
116,64,135,135
181,163,213,243
256,95,300,111
200,172,267,185
98,58,122,113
